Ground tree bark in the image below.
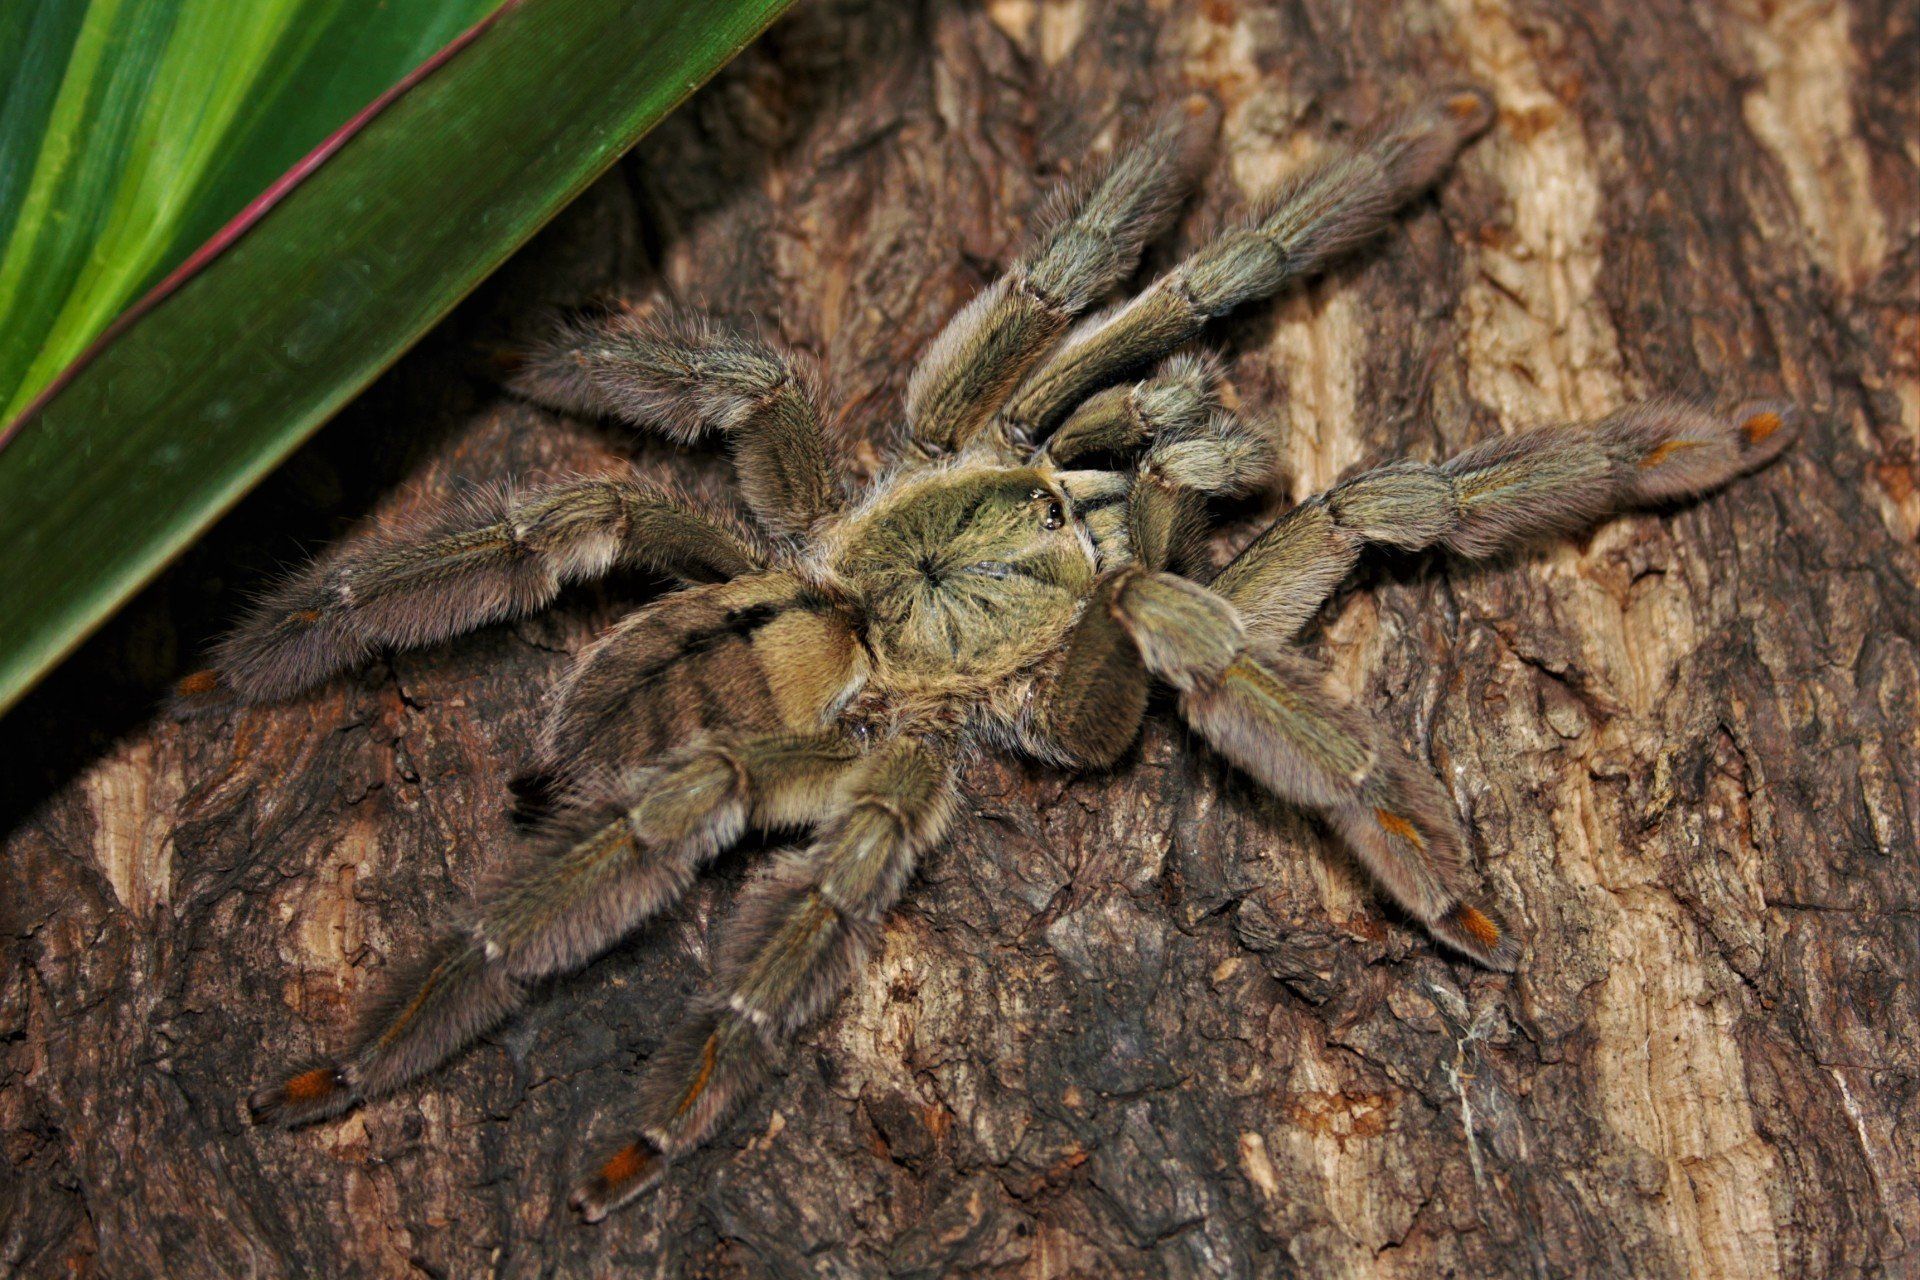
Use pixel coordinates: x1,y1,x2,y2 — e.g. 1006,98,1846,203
3,1,1915,1276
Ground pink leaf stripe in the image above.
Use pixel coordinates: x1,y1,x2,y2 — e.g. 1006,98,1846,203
0,0,524,450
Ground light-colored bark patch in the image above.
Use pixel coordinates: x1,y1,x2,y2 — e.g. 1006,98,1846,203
1728,0,1887,289
1440,0,1627,422
83,740,182,916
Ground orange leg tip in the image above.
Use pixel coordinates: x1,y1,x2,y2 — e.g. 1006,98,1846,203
175,669,221,697
601,1144,652,1185
482,343,527,375
1740,410,1784,445
571,1138,664,1222
1440,87,1495,133
1447,91,1487,119
282,1067,343,1103
1454,905,1503,950
248,1066,350,1125
1433,902,1521,971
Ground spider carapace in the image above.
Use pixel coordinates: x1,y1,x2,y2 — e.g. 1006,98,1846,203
193,85,1796,1219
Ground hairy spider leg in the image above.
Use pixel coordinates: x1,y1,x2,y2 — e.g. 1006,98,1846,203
247,731,858,1126
1001,87,1497,443
571,735,956,1220
1038,350,1222,467
1178,643,1518,968
512,309,841,536
1211,398,1803,647
1002,570,1154,770
905,95,1221,457
1020,569,1519,967
176,474,766,708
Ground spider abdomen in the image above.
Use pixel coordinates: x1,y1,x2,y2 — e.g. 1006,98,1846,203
532,572,868,789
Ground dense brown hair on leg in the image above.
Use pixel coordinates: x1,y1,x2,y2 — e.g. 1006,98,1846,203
175,473,764,709
1179,647,1520,969
245,731,858,1129
570,736,956,1221
1212,397,1802,648
512,308,843,536
907,96,1221,457
1003,87,1496,441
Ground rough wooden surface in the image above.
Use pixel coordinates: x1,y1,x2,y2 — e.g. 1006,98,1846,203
3,1,1916,1276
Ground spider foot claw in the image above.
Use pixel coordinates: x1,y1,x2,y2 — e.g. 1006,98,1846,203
1429,83,1497,137
570,1135,668,1222
1727,397,1802,464
246,1064,359,1127
1429,901,1523,972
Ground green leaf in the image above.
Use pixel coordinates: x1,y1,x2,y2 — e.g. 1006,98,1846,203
0,0,504,419
0,0,795,714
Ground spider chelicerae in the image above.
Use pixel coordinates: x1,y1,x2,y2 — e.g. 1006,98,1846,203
186,84,1796,1220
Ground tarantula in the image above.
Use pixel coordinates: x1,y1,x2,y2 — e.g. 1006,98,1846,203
191,84,1796,1221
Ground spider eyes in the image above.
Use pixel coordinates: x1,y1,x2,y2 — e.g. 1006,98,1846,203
1030,488,1068,530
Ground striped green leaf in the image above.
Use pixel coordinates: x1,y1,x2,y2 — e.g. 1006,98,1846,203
0,0,795,713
